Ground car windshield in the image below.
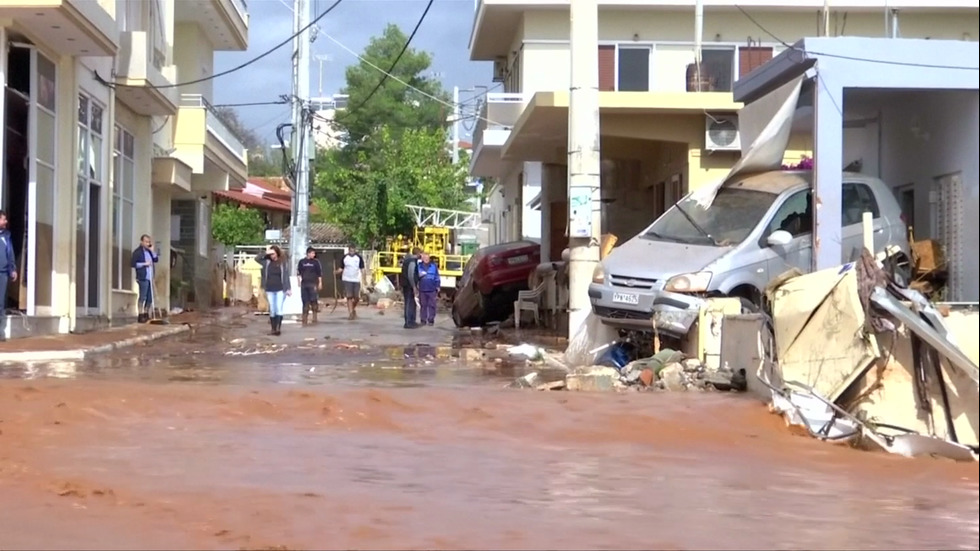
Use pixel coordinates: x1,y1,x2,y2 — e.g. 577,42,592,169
643,187,778,246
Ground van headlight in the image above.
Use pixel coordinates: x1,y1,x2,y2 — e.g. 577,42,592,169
592,263,605,284
664,272,712,293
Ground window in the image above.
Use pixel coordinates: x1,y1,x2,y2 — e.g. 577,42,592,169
112,126,136,291
198,200,209,257
700,48,736,92
767,190,812,238
76,92,105,310
841,183,880,226
644,187,778,247
617,47,650,91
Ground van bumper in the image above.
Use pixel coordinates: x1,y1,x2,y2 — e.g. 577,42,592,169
588,283,702,337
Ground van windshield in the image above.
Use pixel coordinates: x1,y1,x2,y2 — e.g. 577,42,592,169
643,187,778,246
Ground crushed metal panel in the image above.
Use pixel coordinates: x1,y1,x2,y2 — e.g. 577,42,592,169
770,264,878,402
692,75,805,208
840,327,980,449
870,288,980,386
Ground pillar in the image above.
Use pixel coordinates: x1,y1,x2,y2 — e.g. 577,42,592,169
812,67,843,270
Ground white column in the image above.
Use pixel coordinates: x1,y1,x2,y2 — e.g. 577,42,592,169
812,69,843,270
567,0,602,339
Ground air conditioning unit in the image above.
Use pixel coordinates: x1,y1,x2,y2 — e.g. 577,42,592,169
492,57,507,83
705,114,741,152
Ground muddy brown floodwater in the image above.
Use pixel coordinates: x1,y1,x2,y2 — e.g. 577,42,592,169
0,325,978,550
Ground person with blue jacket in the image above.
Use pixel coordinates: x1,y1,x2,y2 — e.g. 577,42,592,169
131,234,159,323
417,251,441,326
0,210,18,341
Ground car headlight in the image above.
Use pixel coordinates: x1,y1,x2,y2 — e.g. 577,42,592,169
664,272,712,293
592,263,605,284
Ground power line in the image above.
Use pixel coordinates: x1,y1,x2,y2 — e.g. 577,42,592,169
338,0,435,119
213,100,290,108
96,0,346,90
322,33,505,128
734,5,979,71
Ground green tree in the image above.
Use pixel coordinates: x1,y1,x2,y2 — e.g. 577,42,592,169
211,203,266,247
315,126,468,247
336,24,449,144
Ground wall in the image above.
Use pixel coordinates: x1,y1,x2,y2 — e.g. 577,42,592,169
522,162,542,240
876,90,980,301
152,186,173,312
173,23,214,101
513,9,976,92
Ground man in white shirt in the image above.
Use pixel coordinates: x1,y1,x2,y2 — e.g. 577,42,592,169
335,245,365,320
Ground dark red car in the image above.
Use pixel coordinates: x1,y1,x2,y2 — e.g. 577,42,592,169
451,240,542,327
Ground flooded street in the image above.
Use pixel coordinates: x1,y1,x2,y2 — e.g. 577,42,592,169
1,312,977,550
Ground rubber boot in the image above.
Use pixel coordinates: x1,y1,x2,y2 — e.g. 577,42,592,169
312,303,319,324
302,306,309,327
274,316,283,336
270,316,277,335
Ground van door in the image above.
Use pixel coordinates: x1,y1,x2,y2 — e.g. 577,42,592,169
839,182,884,262
762,189,813,279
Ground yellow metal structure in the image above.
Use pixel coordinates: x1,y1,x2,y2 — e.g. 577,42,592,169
372,226,471,290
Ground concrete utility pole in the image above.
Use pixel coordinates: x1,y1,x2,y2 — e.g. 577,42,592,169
566,0,602,339
289,0,312,268
452,85,460,164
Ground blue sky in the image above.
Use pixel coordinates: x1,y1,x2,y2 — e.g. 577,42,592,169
213,0,492,143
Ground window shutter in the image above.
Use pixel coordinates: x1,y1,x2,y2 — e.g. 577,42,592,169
598,45,616,91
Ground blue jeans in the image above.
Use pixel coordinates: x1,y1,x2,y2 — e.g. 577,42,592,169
0,273,8,338
266,291,285,317
137,279,153,309
403,286,417,326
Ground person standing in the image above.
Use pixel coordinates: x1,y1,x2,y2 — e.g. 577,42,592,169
335,245,365,320
297,246,323,326
256,245,292,336
0,211,17,341
131,234,159,323
400,247,421,329
417,252,441,326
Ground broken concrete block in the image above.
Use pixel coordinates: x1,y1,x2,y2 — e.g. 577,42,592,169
459,348,484,362
659,363,687,391
537,380,567,391
565,366,619,392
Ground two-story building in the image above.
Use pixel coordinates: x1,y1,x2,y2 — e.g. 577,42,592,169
0,0,248,339
468,0,978,262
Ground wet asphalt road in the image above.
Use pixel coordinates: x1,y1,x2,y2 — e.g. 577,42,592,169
0,306,977,551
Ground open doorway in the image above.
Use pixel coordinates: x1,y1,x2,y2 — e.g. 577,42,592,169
3,44,30,314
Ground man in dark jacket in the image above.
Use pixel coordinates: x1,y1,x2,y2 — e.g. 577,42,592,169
131,234,159,323
0,210,18,341
297,247,323,326
400,247,421,329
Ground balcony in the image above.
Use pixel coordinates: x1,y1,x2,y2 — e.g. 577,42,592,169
174,0,249,51
470,93,528,178
172,94,248,190
114,32,178,116
0,0,117,57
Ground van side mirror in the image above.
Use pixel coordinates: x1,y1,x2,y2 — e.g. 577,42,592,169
767,230,793,248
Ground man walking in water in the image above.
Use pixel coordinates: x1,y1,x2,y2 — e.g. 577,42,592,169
400,247,421,329
297,247,322,326
0,211,18,340
131,234,159,323
335,244,365,320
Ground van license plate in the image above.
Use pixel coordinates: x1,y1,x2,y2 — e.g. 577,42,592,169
612,292,639,305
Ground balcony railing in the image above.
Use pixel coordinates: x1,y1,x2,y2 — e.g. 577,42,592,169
231,0,249,21
179,93,247,160
473,92,528,149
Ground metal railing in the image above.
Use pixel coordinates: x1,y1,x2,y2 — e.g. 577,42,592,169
230,0,249,23
179,93,247,159
473,92,528,149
